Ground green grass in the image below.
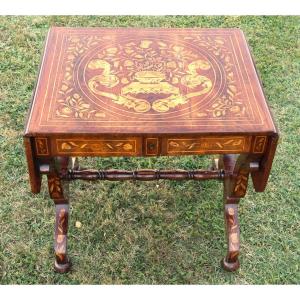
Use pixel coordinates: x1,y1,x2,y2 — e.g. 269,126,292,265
0,16,299,284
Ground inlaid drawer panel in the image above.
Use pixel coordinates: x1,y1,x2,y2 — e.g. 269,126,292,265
51,137,142,157
163,136,252,155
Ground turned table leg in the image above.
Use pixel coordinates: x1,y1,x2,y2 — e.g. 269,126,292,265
220,154,252,272
47,157,71,273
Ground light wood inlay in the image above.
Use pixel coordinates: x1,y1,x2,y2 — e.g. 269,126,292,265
253,136,267,153
166,136,250,154
24,28,277,135
23,27,279,273
35,137,49,156
56,139,138,155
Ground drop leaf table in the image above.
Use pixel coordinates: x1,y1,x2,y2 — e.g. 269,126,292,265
24,27,278,273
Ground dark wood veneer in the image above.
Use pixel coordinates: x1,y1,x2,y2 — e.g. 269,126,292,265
24,27,278,273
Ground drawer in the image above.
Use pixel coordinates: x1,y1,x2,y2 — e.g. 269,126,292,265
162,136,252,155
47,137,142,157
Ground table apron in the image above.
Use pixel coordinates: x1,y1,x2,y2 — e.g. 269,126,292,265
33,135,267,157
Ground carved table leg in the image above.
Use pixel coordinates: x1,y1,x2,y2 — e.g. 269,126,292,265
47,157,71,273
222,203,240,271
221,154,251,272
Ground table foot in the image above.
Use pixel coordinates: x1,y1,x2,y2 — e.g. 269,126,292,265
221,257,240,272
54,259,71,273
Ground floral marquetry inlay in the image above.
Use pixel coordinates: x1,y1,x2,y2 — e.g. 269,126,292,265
56,139,137,155
86,46,213,113
55,206,68,263
225,204,240,261
184,35,245,118
35,138,49,156
167,137,248,154
26,28,277,136
51,29,251,123
55,35,218,118
48,176,63,199
233,169,249,197
253,136,267,153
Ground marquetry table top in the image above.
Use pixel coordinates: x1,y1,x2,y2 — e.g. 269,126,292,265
25,27,276,135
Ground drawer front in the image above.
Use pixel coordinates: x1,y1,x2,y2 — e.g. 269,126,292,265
162,136,252,155
52,137,142,156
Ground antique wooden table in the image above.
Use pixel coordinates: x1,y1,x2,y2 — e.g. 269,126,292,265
24,27,278,273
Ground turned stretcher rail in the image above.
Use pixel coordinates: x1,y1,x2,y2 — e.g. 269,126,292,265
60,168,224,181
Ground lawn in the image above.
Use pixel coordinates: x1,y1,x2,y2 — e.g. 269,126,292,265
0,16,299,284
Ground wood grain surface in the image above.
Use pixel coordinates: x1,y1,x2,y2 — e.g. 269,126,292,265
24,27,277,136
